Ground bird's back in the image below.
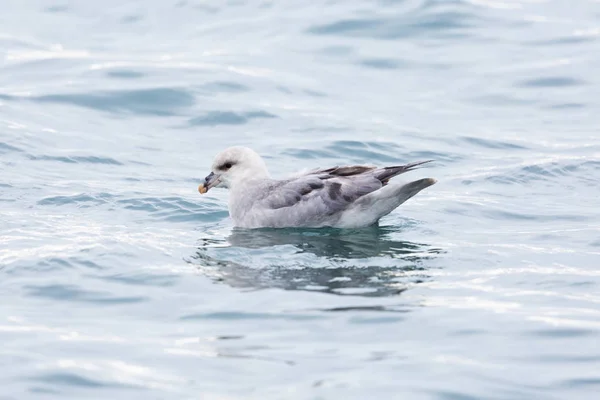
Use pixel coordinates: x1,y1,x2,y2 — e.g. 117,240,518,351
228,161,435,228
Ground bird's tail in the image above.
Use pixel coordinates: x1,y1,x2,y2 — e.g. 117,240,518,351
391,178,437,203
350,177,437,225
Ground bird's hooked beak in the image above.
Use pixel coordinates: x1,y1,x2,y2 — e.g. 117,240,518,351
198,172,221,194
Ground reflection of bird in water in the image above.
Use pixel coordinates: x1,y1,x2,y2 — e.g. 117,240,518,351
187,226,443,297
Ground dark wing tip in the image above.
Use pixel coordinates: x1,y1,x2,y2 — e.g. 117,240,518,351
385,159,434,171
379,160,434,185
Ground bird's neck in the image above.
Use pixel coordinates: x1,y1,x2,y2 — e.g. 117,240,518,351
228,172,269,223
229,166,270,188
229,179,266,197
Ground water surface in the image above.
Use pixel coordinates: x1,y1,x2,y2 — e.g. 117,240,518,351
1,0,599,399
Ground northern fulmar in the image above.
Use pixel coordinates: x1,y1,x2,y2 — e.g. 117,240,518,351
198,146,436,229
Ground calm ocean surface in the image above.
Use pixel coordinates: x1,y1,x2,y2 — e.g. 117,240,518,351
1,1,599,399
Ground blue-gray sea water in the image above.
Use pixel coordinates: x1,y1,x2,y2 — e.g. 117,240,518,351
1,1,599,399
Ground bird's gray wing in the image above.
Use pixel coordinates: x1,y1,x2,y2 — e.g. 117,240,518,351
250,174,381,227
263,175,376,209
263,161,433,210
248,161,433,227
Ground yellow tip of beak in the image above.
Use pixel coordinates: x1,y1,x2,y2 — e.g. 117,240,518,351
198,184,207,194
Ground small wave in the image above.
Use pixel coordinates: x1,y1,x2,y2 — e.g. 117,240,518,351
483,208,587,222
32,372,119,389
36,191,224,224
359,58,405,70
38,193,115,207
282,148,337,160
558,378,600,390
33,87,195,116
527,328,595,338
283,141,452,166
486,160,600,185
325,140,404,163
307,3,479,41
517,77,585,89
25,284,148,304
99,272,178,288
0,142,24,153
121,14,143,24
28,155,123,165
526,36,596,47
188,110,277,127
4,254,112,276
304,89,327,97
546,103,586,110
199,81,249,93
44,5,69,13
467,93,537,107
402,150,462,163
117,196,226,223
106,70,145,79
460,136,529,150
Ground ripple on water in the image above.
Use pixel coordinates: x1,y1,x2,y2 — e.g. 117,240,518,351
4,251,122,275
485,160,600,185
317,140,454,166
467,93,538,107
30,371,143,394
4,257,104,275
198,81,250,94
38,193,116,207
33,88,195,116
24,284,148,304
359,58,406,70
106,70,146,79
307,3,479,40
99,272,179,288
188,110,277,127
460,136,529,150
27,155,123,165
117,196,226,223
32,373,119,389
559,378,600,391
546,103,586,110
324,140,406,163
282,147,338,160
527,328,596,338
35,190,223,224
121,14,144,24
516,77,586,89
479,204,588,222
429,390,482,400
0,142,24,154
526,35,597,47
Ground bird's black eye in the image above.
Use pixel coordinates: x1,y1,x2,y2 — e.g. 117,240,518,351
224,162,232,169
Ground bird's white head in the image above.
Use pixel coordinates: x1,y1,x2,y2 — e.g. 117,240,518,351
199,146,270,194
